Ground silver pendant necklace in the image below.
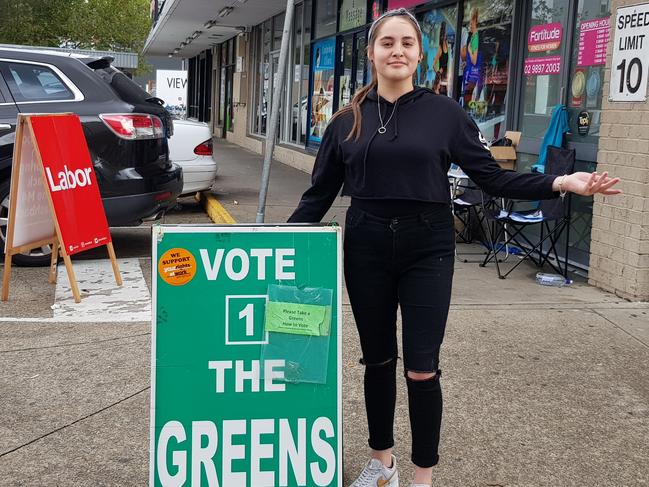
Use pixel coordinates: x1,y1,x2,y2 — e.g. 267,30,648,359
377,97,398,134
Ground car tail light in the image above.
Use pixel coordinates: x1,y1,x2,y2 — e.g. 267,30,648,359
194,139,213,156
99,114,165,140
154,191,172,201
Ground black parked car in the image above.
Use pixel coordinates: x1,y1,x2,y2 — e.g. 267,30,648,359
0,47,183,266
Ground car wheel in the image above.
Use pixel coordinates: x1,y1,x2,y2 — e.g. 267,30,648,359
0,179,54,267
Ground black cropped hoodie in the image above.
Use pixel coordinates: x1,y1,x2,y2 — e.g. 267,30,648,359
289,87,558,223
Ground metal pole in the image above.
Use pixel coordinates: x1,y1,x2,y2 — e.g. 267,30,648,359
256,0,295,223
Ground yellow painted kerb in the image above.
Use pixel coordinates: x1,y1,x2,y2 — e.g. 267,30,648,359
197,192,236,224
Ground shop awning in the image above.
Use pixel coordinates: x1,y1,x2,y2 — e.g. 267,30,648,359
143,0,287,57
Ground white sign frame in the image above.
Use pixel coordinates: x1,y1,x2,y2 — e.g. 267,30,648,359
609,2,649,102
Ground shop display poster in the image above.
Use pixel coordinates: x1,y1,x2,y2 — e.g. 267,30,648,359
309,38,336,144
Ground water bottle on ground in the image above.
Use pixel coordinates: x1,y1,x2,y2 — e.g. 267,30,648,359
535,272,573,287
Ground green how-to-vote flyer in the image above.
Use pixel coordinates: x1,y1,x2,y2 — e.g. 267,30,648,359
265,301,332,336
151,225,342,487
264,284,333,336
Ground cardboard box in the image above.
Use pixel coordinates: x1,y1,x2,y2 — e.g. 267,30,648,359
489,131,521,170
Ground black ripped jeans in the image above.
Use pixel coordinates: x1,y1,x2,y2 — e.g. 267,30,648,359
343,203,455,467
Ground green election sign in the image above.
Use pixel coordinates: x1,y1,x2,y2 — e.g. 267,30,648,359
150,225,342,487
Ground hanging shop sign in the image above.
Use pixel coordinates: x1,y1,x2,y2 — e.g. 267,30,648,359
523,55,561,76
610,3,649,102
578,111,591,136
340,0,367,31
577,17,610,66
528,22,563,52
150,225,342,487
2,114,121,303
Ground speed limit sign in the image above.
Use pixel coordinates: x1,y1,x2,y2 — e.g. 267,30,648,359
610,3,649,101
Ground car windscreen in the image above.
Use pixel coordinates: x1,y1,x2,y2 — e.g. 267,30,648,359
94,66,151,104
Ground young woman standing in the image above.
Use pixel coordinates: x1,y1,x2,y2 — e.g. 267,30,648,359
288,9,621,487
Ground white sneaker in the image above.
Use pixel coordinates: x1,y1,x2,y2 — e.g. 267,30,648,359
349,454,398,487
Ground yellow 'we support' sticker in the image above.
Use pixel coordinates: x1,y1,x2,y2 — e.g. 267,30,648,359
158,248,197,286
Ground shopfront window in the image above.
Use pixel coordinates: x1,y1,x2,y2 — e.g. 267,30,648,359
300,0,313,143
566,0,611,145
250,20,272,135
217,39,234,133
515,0,612,269
339,35,354,107
356,33,367,90
219,61,226,125
282,1,312,145
273,12,286,50
188,51,212,123
315,0,338,39
518,0,569,138
338,31,368,109
250,27,261,133
564,0,611,267
458,0,513,141
416,6,458,96
250,2,312,145
289,3,306,144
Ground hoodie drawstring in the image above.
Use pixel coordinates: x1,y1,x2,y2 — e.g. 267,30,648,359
360,99,400,189
360,130,379,190
390,102,400,141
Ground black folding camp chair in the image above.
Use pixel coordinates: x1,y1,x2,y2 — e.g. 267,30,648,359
480,146,576,279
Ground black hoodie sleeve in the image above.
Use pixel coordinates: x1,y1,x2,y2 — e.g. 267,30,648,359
451,108,558,200
288,123,344,223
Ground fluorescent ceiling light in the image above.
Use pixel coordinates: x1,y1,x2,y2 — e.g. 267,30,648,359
217,6,233,17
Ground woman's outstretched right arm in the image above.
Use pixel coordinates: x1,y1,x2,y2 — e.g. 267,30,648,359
288,123,345,223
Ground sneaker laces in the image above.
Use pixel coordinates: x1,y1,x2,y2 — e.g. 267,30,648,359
355,459,386,485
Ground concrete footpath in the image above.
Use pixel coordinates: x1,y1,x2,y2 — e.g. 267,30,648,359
1,139,648,486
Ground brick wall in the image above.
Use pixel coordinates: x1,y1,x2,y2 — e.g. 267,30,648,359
589,0,649,300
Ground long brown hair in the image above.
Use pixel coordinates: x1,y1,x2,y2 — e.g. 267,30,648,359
332,9,423,141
